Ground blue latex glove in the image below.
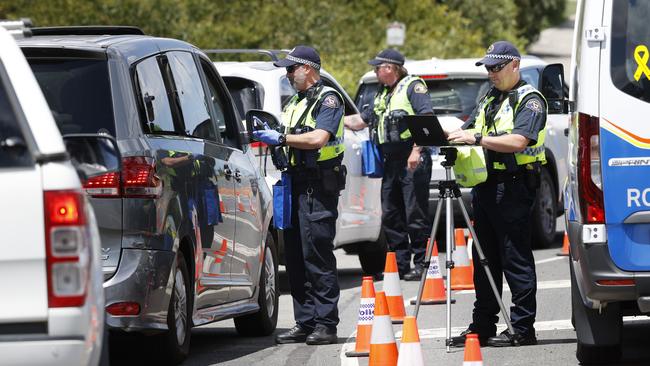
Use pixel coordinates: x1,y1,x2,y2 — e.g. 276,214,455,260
252,129,282,145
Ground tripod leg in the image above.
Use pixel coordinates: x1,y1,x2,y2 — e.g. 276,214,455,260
413,197,444,319
457,197,518,342
445,193,455,352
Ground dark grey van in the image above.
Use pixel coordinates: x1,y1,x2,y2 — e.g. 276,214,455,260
18,27,278,364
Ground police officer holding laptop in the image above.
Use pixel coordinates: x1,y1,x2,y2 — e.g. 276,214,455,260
447,41,547,347
252,45,345,345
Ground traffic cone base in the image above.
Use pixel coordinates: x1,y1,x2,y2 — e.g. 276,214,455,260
397,316,423,366
346,276,375,357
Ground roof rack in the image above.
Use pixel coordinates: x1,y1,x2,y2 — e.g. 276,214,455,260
202,49,289,62
0,18,33,39
31,26,145,36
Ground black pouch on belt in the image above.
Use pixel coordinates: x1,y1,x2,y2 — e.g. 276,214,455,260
524,163,541,191
321,165,347,194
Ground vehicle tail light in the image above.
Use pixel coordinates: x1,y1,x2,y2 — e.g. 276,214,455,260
597,279,635,286
421,74,448,80
577,112,605,223
122,156,161,198
106,302,141,316
44,190,90,308
83,172,120,197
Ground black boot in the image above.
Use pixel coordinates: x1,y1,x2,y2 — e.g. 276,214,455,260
487,330,537,347
403,266,425,281
305,325,337,345
275,325,310,344
449,328,491,347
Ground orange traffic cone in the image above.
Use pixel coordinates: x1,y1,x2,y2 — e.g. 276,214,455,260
557,231,570,256
346,276,376,357
463,333,484,366
396,316,423,366
451,228,475,290
383,252,406,324
410,240,455,305
369,291,399,366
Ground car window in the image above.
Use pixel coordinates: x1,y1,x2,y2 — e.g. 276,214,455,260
0,71,32,168
222,76,263,120
29,58,115,136
199,59,240,148
167,52,217,141
521,67,540,89
279,75,296,109
426,79,490,121
134,56,176,134
611,0,650,103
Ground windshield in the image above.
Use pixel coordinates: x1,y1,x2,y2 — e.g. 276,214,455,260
28,59,116,136
611,0,650,103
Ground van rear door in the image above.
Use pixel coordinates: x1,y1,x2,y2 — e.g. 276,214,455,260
599,1,650,271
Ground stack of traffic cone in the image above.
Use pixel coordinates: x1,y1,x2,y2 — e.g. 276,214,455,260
451,228,475,290
369,291,399,366
396,316,423,366
410,240,455,305
383,252,406,324
463,333,484,366
557,231,570,256
346,276,376,357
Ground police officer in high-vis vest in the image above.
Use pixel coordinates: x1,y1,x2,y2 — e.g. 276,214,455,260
447,41,546,347
345,49,433,281
252,46,345,345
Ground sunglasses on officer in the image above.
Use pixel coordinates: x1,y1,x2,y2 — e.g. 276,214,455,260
286,64,303,73
374,64,393,72
485,60,512,73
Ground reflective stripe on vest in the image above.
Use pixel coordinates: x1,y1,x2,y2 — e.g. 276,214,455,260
280,86,345,165
474,83,547,170
373,75,424,144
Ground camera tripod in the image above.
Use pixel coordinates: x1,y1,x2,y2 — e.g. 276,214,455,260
411,147,517,351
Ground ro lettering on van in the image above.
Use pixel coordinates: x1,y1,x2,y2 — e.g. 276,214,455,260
634,45,650,81
627,188,650,207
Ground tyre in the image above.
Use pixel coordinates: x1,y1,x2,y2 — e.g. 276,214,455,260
358,230,387,275
234,233,279,336
532,167,557,249
159,251,191,365
570,259,622,364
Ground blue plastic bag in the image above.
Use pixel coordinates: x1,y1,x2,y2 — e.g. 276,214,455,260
273,172,292,229
361,140,383,178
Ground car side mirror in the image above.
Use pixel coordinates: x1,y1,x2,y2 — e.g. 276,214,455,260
245,109,281,142
539,63,568,115
63,134,121,182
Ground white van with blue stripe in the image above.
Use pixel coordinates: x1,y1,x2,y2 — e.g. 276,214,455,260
565,0,650,363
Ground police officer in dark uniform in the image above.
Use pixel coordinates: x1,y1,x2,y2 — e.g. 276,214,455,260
447,41,547,347
252,46,345,345
345,49,433,281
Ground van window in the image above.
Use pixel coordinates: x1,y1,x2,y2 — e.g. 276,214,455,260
199,59,240,148
426,79,490,121
134,57,176,134
611,1,650,103
223,76,263,120
29,58,115,136
0,71,31,168
521,68,540,89
167,52,217,141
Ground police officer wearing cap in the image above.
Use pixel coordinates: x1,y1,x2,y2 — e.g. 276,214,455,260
252,45,345,345
447,41,546,347
345,49,433,281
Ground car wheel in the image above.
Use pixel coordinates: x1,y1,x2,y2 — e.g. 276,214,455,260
570,258,622,364
160,251,191,365
234,233,279,336
358,229,387,275
532,167,557,249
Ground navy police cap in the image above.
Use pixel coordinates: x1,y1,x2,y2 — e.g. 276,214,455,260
274,45,321,70
475,41,521,67
368,48,405,66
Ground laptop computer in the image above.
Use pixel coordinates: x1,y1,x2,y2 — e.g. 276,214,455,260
403,115,467,147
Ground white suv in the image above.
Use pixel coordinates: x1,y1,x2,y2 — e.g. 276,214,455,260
355,56,568,248
0,23,105,365
212,50,386,274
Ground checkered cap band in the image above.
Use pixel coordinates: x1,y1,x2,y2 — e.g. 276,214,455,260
375,56,403,65
485,54,521,61
286,55,321,70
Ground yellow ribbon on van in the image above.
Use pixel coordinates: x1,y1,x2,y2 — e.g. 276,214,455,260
453,146,488,187
634,45,650,81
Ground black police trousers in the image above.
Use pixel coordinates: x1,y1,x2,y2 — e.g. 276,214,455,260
381,149,432,275
469,177,537,336
283,177,340,332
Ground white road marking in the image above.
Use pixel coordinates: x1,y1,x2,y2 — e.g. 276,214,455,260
536,256,566,265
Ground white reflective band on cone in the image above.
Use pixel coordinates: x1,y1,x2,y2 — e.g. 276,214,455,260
370,315,395,344
383,272,402,295
397,343,423,366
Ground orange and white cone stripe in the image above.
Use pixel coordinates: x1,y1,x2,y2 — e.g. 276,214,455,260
451,228,474,290
411,240,455,305
383,252,406,323
463,333,484,366
397,316,423,366
346,276,376,357
369,291,398,366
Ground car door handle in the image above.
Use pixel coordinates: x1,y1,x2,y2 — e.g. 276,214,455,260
234,169,242,182
224,167,233,180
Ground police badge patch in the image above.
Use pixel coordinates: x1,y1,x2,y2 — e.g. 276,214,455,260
322,94,339,108
525,99,542,113
413,82,427,94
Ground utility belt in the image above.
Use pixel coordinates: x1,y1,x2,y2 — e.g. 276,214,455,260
287,164,347,194
487,162,541,191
